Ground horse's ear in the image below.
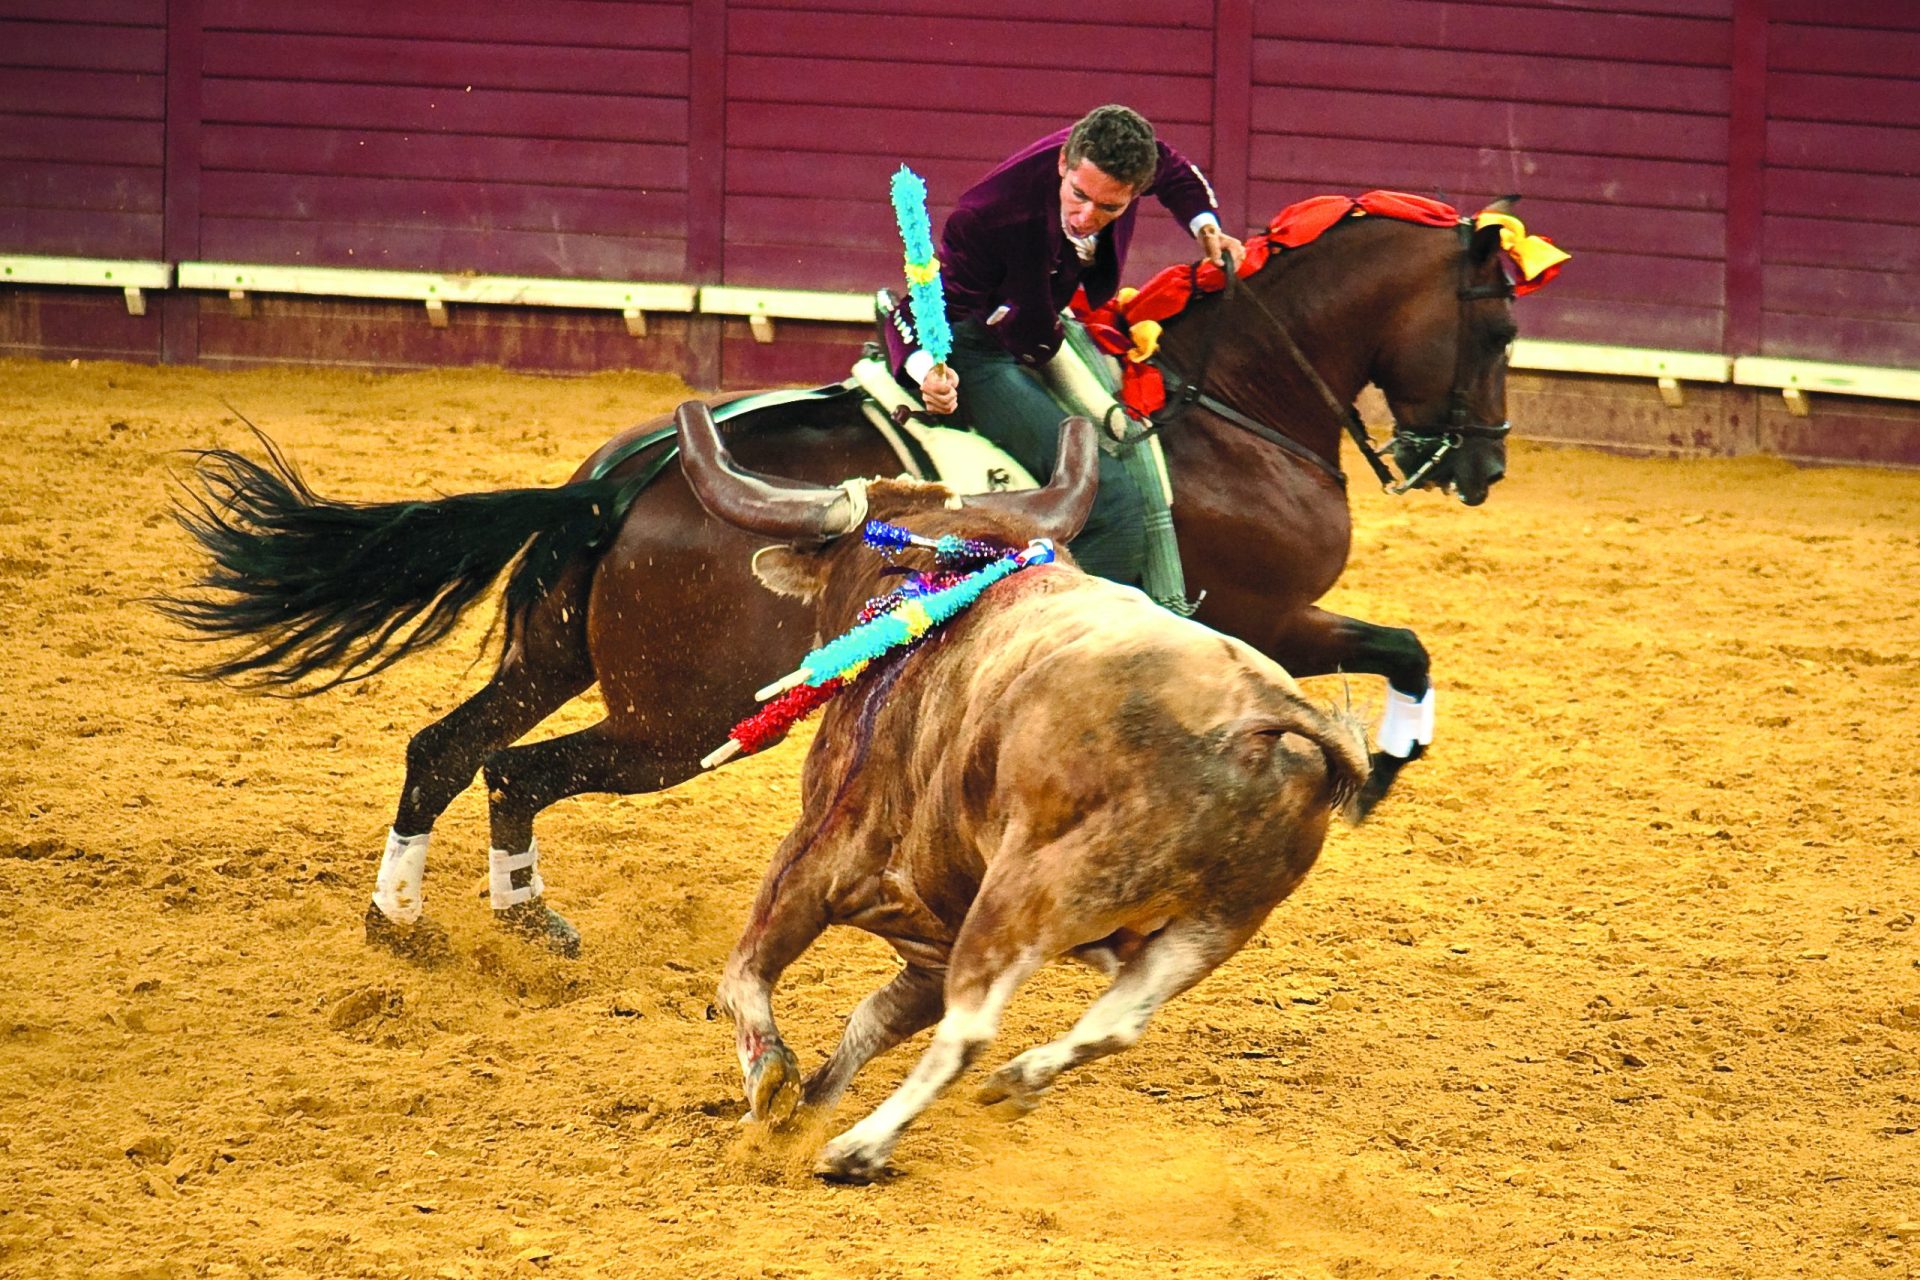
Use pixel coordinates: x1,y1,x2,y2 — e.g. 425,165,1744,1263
750,544,829,601
1472,195,1522,264
1470,221,1506,265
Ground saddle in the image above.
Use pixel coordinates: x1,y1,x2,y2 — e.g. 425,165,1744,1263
685,299,1192,611
854,292,1191,611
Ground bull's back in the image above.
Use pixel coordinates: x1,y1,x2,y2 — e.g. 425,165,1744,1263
944,579,1359,858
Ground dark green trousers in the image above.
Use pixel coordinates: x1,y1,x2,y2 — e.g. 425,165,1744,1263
945,319,1147,586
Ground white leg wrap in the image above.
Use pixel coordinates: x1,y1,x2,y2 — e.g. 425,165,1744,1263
1376,686,1436,759
489,840,545,910
372,828,431,925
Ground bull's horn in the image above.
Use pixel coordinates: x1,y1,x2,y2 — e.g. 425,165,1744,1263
963,416,1100,543
674,401,861,543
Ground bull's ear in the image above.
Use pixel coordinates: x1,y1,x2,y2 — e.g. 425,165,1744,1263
750,544,828,601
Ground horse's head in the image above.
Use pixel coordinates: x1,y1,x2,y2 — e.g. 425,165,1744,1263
1370,202,1519,507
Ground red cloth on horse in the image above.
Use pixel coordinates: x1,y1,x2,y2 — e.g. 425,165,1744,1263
1102,190,1462,331
1269,190,1458,246
1072,191,1465,417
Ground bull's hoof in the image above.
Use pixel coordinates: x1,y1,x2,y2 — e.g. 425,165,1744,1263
975,1065,1048,1120
745,1043,803,1126
363,902,451,967
814,1135,896,1185
1356,744,1424,820
493,897,581,959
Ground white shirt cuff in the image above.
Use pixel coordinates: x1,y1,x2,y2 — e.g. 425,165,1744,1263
1188,211,1221,237
904,350,936,385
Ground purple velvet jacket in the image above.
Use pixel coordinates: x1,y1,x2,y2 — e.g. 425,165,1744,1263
884,128,1220,372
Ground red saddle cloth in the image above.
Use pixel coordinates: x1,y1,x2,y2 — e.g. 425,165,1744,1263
1072,191,1472,417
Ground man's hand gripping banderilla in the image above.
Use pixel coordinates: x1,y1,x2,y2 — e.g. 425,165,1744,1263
920,363,959,416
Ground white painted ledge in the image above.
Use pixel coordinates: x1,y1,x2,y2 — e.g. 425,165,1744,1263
1,255,172,315
175,262,695,318
1732,356,1920,404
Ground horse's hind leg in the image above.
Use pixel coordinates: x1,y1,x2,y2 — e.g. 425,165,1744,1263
478,716,714,958
366,580,594,962
1264,604,1433,816
976,917,1244,1118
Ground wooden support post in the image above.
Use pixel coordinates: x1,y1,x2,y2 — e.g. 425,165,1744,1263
123,287,146,317
424,298,448,328
1657,377,1683,408
623,307,648,338
228,290,251,317
1782,387,1810,418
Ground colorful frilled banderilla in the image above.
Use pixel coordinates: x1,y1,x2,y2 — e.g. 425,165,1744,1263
700,522,1055,769
890,165,952,369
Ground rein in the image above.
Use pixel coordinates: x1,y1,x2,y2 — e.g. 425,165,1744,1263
1144,265,1349,486
1146,220,1513,494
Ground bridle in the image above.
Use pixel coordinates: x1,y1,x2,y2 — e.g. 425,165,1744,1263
1146,219,1514,494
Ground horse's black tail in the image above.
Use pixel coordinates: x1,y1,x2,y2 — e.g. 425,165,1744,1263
158,432,636,693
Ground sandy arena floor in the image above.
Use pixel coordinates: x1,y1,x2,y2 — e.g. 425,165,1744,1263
1,357,1916,1279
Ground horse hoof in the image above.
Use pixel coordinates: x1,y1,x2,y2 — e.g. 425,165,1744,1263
814,1136,894,1185
745,1043,803,1126
363,902,451,967
494,898,581,959
975,1065,1045,1119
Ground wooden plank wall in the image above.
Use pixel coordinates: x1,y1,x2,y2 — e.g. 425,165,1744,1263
1759,0,1920,368
0,0,168,257
0,0,168,361
177,0,697,370
196,0,693,280
1248,0,1735,354
714,0,1220,380
1,0,1915,466
718,0,1217,292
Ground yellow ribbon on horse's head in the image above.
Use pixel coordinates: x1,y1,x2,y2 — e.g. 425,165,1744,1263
1474,211,1570,283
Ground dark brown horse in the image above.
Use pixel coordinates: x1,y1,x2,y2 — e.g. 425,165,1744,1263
165,203,1521,958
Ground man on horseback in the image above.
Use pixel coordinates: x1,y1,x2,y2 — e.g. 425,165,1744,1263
882,104,1245,586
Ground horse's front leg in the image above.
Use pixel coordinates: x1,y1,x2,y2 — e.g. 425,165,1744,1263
1263,605,1432,816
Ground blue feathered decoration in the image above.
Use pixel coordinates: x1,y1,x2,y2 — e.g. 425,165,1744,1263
890,165,952,366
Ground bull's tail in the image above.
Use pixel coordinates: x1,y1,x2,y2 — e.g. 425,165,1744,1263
157,432,639,693
1266,696,1373,823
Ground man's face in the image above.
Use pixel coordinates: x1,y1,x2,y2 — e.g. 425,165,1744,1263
1057,152,1137,238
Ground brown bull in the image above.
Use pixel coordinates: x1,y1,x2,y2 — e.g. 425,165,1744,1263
676,404,1370,1183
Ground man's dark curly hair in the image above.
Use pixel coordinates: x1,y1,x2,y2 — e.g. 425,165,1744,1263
1063,105,1158,192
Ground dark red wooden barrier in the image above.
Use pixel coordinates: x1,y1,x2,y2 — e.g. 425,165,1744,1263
2,0,1916,462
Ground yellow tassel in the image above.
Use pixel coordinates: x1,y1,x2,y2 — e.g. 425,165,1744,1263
903,257,942,286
